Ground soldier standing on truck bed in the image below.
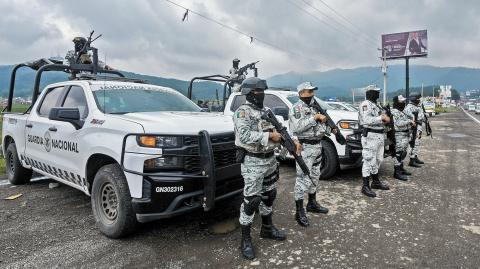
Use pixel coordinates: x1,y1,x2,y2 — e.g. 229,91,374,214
289,82,329,227
229,58,245,92
358,86,391,198
233,77,288,260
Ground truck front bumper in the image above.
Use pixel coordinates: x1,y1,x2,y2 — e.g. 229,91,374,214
131,164,242,222
121,131,243,223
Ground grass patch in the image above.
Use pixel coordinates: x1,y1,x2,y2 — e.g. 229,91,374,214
435,106,460,113
0,157,5,177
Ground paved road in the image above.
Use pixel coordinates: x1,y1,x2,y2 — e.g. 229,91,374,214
1,111,479,269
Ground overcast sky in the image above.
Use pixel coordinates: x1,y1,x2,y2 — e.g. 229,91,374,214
0,0,478,80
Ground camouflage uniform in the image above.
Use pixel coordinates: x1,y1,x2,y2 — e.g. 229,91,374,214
233,103,280,226
229,67,245,92
404,103,422,158
63,50,106,68
391,108,411,166
358,100,385,177
289,99,327,200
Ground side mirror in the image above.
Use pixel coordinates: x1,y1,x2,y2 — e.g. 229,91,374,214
49,107,84,129
272,107,289,121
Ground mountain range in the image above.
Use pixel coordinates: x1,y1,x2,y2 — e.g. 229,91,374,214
1,64,479,101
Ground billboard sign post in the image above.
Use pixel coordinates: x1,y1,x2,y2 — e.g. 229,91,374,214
381,30,428,100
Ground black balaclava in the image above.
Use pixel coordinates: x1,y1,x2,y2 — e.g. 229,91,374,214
393,97,406,111
366,90,380,103
300,96,313,105
246,90,265,109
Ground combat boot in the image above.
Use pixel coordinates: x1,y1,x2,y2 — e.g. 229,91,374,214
240,224,255,260
371,173,390,190
295,200,309,227
260,213,287,241
361,177,376,198
409,158,422,168
394,166,408,181
414,156,425,164
306,192,329,214
400,163,412,175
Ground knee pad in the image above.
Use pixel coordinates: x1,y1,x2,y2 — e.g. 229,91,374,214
261,189,277,207
244,195,261,216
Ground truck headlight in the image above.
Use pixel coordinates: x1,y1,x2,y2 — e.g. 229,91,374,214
137,135,181,148
338,120,359,130
144,156,181,169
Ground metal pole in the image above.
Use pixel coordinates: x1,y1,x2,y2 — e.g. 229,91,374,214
382,51,387,104
405,57,410,100
421,83,424,97
352,89,355,104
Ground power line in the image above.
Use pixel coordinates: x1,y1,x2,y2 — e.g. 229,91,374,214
315,0,379,45
285,0,376,48
163,0,308,60
299,0,378,47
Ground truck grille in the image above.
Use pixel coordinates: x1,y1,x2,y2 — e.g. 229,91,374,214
183,133,236,173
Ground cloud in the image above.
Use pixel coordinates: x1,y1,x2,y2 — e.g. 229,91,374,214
0,0,478,80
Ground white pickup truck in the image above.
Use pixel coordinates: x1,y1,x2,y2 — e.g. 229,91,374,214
224,89,363,179
3,68,242,238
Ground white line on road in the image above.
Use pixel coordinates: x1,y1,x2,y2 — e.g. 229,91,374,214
462,108,480,126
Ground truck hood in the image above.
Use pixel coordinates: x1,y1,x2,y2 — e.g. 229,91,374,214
110,111,234,135
327,110,358,123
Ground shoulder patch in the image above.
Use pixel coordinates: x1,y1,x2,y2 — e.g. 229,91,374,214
235,111,246,118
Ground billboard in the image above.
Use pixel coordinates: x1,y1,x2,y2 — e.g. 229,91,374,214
382,30,427,59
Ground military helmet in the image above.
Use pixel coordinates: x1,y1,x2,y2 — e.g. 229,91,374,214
233,58,240,63
72,37,87,44
240,77,268,95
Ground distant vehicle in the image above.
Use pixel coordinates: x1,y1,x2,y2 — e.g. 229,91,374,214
423,101,436,116
468,104,476,111
326,101,358,112
475,104,480,114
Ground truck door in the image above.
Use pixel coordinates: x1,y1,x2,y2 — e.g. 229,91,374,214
24,86,66,177
49,85,90,190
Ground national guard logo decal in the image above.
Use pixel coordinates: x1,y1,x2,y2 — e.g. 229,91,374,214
44,131,51,152
236,111,245,118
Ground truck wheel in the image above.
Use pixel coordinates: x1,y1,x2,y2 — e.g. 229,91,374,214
6,143,32,185
320,140,338,180
91,163,138,238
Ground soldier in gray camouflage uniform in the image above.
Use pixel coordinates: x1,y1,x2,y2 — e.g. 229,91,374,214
229,58,245,92
391,95,416,181
233,77,287,260
358,86,390,198
289,82,329,227
404,93,424,167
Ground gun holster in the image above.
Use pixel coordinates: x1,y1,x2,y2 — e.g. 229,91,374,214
236,148,247,164
362,128,368,137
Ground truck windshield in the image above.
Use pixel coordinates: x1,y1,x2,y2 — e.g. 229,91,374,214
92,85,201,114
286,95,334,110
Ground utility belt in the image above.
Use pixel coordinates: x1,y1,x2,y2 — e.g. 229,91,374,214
298,138,323,145
362,128,384,137
236,148,274,163
396,129,410,133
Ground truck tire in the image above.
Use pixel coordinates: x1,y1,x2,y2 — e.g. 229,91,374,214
91,163,138,238
6,143,32,185
320,140,338,180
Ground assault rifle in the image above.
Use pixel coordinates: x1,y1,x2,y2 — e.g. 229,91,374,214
310,99,346,145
